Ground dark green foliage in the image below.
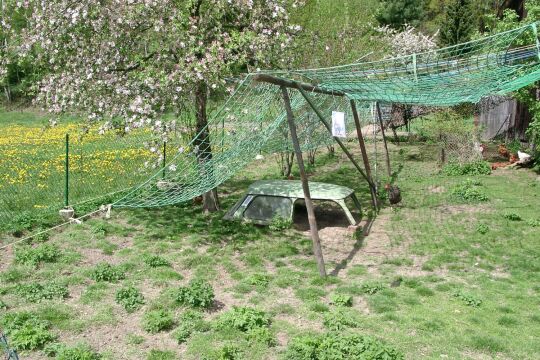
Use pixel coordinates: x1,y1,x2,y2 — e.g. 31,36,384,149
143,254,171,268
203,344,242,360
246,326,276,346
44,343,101,360
171,310,209,344
175,279,215,309
142,310,174,334
285,332,404,360
215,306,270,332
453,291,482,307
443,161,491,176
376,0,426,29
90,263,125,282
146,349,176,360
329,293,353,307
16,282,69,302
246,273,271,288
268,216,292,231
439,0,475,46
14,243,61,266
115,286,145,313
323,310,358,331
503,212,522,221
451,180,489,202
476,223,489,234
526,218,540,227
0,312,56,351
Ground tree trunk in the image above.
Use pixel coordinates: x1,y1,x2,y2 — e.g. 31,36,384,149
194,81,219,212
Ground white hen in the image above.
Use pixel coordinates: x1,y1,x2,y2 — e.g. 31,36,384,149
517,151,532,163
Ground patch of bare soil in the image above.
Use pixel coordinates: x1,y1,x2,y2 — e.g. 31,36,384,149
0,245,14,272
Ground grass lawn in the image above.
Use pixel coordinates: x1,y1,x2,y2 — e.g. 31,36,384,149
0,137,539,359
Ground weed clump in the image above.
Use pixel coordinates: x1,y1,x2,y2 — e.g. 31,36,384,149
451,179,489,202
16,282,69,303
44,342,101,360
0,312,56,351
144,254,171,268
171,310,210,344
115,286,145,313
329,293,353,307
215,306,270,332
361,282,385,295
90,263,125,282
443,161,491,176
453,291,482,307
142,309,174,333
269,216,292,231
285,332,403,360
503,212,522,221
323,309,358,331
175,279,214,309
476,223,489,234
14,244,61,266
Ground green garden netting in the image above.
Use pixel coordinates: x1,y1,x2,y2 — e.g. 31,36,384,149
113,22,540,209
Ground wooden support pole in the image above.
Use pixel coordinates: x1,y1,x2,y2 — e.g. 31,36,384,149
296,86,377,192
350,100,379,212
281,86,327,277
375,102,392,177
253,73,344,96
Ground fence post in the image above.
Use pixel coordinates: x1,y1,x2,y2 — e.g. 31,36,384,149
162,141,167,179
64,133,69,208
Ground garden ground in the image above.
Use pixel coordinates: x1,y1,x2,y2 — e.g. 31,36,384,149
1,136,540,359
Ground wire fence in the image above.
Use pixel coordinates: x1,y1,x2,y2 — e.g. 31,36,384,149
0,333,19,360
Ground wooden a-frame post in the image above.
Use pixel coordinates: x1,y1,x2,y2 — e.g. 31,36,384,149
350,100,379,212
280,86,327,277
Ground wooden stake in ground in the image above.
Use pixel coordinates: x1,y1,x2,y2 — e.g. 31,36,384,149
280,86,327,277
376,102,392,177
350,100,379,212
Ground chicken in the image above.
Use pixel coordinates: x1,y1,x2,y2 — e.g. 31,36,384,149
518,151,532,163
498,144,510,159
384,184,402,205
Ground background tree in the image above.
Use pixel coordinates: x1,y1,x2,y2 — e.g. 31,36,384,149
439,0,475,46
376,0,427,29
13,0,298,212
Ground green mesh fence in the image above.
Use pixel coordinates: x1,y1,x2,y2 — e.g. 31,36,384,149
113,21,540,209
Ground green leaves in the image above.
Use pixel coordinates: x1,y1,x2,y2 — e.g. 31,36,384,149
16,282,69,303
0,312,56,351
175,279,215,309
115,286,145,313
14,243,61,267
90,263,125,283
215,306,270,333
142,310,174,334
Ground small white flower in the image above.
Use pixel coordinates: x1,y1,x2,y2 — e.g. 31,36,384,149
168,164,177,171
255,154,264,160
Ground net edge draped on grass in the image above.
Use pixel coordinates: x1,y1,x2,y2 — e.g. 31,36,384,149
112,21,540,209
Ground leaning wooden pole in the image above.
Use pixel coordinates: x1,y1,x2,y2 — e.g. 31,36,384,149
281,86,327,277
296,86,377,192
375,102,392,177
350,100,379,212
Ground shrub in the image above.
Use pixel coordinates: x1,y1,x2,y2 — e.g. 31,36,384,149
44,343,101,360
246,326,276,346
146,349,176,360
269,216,292,231
171,310,209,344
453,291,482,307
90,263,125,282
0,312,56,351
115,286,145,313
144,254,171,268
175,279,214,309
503,212,522,221
215,306,270,332
14,244,61,266
330,294,353,307
443,161,491,176
451,181,489,202
142,310,174,333
285,332,404,360
16,282,69,303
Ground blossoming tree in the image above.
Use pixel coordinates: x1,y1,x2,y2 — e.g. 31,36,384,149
11,0,298,212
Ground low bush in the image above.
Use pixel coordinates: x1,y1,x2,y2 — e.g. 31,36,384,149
453,291,482,307
204,344,242,360
143,254,171,268
323,310,358,331
526,218,540,227
361,282,384,295
175,279,214,309
90,263,125,282
329,294,353,307
476,223,489,234
285,332,404,360
171,310,210,344
443,161,491,176
44,343,101,360
142,310,174,334
16,282,69,303
215,306,270,332
0,312,56,351
14,244,61,266
503,212,522,221
269,216,292,231
115,286,145,313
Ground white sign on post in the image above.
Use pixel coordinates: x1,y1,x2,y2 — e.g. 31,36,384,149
331,111,347,138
